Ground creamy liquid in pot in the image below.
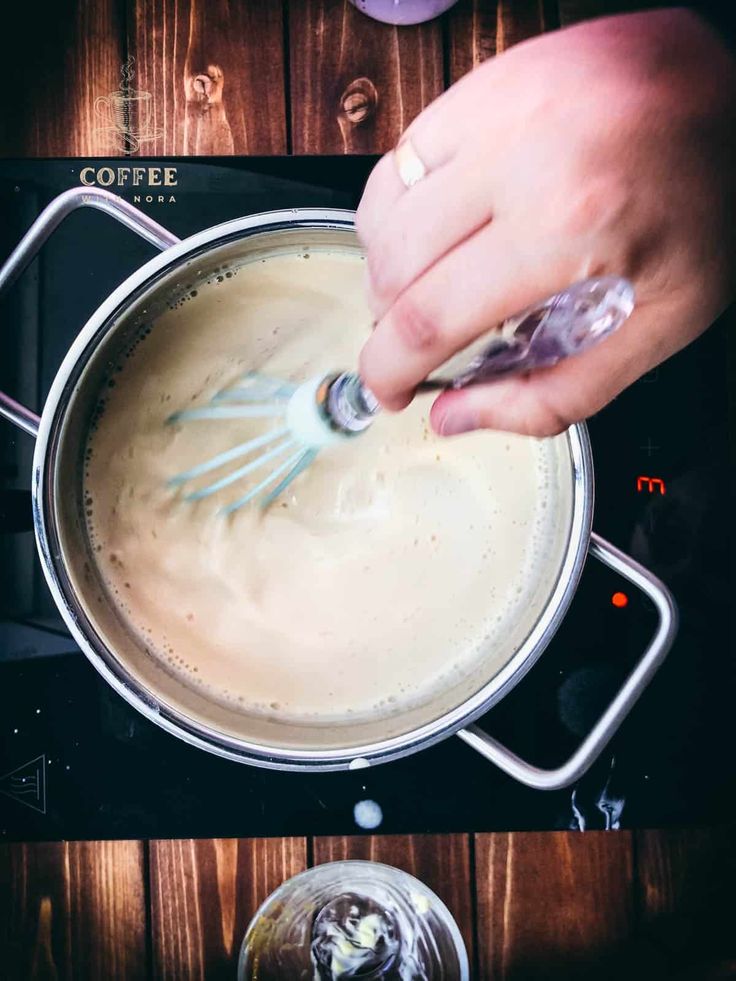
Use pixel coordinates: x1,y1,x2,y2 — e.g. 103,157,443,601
84,249,569,725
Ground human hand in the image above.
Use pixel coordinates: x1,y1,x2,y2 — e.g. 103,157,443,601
356,9,736,437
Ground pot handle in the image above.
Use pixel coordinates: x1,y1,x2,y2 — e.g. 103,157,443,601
456,532,678,790
0,186,181,438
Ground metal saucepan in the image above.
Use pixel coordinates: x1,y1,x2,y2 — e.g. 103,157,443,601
0,187,677,789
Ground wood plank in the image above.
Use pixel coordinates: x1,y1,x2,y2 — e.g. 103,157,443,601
313,833,475,967
447,0,548,84
128,0,287,155
149,837,307,980
289,0,444,154
475,830,633,979
635,826,736,980
0,840,147,980
0,0,125,156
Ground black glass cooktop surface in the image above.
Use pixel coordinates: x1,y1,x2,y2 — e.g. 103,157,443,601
0,157,733,841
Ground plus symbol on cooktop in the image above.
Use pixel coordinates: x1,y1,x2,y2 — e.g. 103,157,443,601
639,437,660,457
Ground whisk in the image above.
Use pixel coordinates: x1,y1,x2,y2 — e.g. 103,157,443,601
167,275,635,513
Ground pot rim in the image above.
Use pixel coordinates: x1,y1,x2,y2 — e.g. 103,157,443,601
31,207,594,771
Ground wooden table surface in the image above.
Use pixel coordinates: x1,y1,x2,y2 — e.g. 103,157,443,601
1,1,735,978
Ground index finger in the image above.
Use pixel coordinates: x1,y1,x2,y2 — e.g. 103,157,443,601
358,219,582,409
356,124,456,250
355,61,503,248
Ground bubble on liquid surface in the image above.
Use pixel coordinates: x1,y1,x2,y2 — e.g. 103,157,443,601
354,799,383,829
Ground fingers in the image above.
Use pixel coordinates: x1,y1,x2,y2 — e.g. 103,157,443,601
362,152,496,322
356,109,460,249
355,65,501,252
359,221,582,410
428,304,661,438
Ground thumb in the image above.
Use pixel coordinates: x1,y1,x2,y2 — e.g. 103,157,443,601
429,374,577,439
428,307,665,438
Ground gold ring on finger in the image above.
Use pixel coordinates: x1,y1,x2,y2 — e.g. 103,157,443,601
394,136,428,189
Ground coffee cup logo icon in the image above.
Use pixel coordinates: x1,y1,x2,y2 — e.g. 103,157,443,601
95,56,162,153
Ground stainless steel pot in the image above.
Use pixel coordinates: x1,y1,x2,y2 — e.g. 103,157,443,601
0,187,677,790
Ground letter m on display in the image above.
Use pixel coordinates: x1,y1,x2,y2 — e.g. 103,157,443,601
637,475,666,495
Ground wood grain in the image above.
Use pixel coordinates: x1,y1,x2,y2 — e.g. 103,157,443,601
0,840,147,980
149,837,307,980
0,0,125,156
448,0,548,84
475,831,634,979
313,833,475,966
289,0,444,154
128,0,287,155
635,827,736,980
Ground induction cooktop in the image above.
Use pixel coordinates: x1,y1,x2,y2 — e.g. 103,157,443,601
0,157,733,841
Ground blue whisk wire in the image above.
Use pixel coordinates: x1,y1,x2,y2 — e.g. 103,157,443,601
166,372,320,512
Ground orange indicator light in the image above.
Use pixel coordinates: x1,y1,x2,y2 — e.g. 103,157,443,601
611,592,629,609
637,475,666,495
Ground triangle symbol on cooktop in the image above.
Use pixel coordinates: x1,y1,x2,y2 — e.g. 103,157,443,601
0,754,46,814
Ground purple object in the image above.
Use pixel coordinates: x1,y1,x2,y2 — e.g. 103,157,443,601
349,0,460,26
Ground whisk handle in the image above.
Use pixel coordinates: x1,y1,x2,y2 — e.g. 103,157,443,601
423,275,635,391
315,276,635,435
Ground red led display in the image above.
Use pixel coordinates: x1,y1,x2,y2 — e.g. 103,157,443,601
637,475,666,495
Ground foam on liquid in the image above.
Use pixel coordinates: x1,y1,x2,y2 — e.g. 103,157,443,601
84,249,570,725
